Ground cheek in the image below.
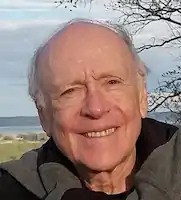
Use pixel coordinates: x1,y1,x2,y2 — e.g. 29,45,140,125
50,109,79,162
109,88,140,115
51,98,81,127
109,89,142,139
123,105,142,145
50,95,85,132
51,111,73,133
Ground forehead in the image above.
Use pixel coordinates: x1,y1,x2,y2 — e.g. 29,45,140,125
38,22,136,88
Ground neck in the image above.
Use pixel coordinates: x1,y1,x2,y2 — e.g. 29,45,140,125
77,148,136,194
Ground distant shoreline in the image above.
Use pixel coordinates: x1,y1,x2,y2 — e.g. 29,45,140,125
0,131,44,136
0,132,48,142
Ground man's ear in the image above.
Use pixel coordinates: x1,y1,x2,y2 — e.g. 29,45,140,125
36,104,51,137
139,83,148,119
136,62,148,118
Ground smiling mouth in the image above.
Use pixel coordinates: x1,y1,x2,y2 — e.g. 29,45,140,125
84,128,116,138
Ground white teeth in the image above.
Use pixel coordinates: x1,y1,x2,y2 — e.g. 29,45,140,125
85,128,116,138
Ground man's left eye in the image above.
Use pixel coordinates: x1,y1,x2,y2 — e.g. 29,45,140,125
107,79,121,85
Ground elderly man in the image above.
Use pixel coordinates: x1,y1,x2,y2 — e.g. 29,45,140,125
0,19,179,200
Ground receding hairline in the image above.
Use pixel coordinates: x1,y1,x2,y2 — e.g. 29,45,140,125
37,20,137,64
35,20,141,79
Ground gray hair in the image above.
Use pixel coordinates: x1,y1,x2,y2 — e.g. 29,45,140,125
28,18,148,108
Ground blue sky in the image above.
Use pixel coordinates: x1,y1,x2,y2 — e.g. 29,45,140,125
0,0,180,117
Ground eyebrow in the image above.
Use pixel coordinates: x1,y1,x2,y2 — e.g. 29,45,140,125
92,72,125,81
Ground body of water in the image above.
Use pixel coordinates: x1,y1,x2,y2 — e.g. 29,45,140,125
0,116,43,134
0,126,43,134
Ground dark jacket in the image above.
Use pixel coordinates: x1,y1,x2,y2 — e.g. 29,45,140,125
0,118,178,200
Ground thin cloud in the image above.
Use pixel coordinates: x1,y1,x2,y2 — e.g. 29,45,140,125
0,20,62,30
0,0,53,8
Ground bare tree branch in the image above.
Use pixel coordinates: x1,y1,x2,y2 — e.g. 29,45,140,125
137,36,181,52
149,91,181,112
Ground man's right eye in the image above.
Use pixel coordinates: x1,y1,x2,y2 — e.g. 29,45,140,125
61,88,75,96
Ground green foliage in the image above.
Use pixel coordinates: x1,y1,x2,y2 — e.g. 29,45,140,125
0,141,42,163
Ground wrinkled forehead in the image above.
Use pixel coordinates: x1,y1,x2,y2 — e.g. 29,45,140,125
37,22,137,88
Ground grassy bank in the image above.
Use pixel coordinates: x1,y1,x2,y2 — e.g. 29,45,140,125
0,141,42,162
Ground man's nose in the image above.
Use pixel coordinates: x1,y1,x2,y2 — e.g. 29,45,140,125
80,89,110,119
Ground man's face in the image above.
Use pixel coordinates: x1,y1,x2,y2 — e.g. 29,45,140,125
38,23,147,171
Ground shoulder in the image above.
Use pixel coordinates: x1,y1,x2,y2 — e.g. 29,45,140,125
141,118,178,141
136,129,181,199
0,148,42,200
136,118,178,167
0,169,40,200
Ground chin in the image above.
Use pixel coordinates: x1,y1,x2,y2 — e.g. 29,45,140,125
83,158,120,172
